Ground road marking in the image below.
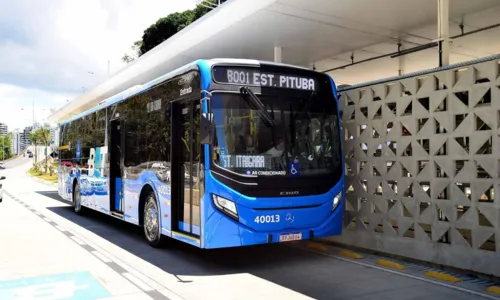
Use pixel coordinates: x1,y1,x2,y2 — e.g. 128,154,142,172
487,286,500,295
122,272,154,292
56,225,68,232
71,236,87,245
5,190,172,299
306,242,328,252
377,259,406,270
425,271,461,283
91,251,112,263
338,250,363,259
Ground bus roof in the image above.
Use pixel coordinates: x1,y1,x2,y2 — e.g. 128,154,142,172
59,58,324,125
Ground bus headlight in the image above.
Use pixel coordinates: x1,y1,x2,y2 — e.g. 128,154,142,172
333,191,342,211
212,194,238,220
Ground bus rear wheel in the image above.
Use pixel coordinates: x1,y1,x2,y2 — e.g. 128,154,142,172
73,182,83,215
143,192,166,247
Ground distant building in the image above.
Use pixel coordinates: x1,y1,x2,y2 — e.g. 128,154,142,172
0,123,7,136
21,126,33,151
11,129,21,155
14,124,58,154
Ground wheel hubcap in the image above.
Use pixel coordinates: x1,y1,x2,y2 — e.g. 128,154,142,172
145,201,158,240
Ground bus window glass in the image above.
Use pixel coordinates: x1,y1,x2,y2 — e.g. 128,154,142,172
211,92,341,177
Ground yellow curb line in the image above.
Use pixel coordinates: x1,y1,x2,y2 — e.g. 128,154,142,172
377,259,406,270
424,271,460,283
486,286,500,295
339,250,364,259
306,242,328,252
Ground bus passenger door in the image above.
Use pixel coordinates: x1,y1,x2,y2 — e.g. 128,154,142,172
109,119,124,216
172,100,202,237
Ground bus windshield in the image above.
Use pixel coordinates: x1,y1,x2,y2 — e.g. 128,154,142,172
211,91,342,178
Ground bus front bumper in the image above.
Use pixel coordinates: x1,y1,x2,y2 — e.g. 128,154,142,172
202,197,344,249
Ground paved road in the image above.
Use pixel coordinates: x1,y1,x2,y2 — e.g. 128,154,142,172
1,145,48,169
0,158,495,300
3,155,32,168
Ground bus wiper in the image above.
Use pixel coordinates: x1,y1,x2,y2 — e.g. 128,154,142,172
240,86,275,127
293,91,317,119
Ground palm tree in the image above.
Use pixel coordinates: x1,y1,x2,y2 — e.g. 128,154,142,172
38,127,51,173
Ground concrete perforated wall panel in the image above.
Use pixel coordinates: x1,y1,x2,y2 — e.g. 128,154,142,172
330,56,500,277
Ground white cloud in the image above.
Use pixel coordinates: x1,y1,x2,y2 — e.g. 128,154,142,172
0,0,195,130
0,83,75,130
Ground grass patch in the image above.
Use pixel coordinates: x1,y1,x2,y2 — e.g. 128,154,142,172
28,168,58,183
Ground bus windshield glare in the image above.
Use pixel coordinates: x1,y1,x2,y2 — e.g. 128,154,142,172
211,91,342,177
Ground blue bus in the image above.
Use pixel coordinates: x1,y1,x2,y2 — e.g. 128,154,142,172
57,59,344,249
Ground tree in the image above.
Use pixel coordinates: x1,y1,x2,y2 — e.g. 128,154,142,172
37,127,51,173
121,40,143,63
0,133,12,161
192,0,227,20
122,0,227,62
138,11,193,55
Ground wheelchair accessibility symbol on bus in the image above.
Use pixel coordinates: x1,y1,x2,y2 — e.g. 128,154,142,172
289,162,300,176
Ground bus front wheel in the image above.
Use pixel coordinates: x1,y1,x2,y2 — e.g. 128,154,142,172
143,192,166,247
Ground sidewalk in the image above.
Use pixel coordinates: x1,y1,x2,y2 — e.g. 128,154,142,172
0,191,149,299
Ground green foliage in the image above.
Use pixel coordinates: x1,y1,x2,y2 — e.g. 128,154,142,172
139,11,194,55
27,127,52,170
121,40,143,63
37,127,51,173
122,0,227,62
0,133,12,160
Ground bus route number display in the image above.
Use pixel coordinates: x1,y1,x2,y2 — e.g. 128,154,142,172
213,66,317,91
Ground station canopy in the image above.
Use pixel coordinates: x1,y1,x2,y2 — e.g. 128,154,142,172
49,0,500,123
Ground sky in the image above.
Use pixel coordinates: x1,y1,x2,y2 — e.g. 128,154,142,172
0,0,196,131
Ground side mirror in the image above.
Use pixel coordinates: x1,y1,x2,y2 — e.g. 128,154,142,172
0,176,5,180
200,113,214,145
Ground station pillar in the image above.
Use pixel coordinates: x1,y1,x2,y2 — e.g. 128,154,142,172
437,0,450,66
274,46,282,63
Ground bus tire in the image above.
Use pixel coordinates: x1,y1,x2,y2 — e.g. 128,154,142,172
73,181,83,215
143,191,165,248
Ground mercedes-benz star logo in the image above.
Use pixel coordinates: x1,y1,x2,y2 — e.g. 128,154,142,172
285,213,294,223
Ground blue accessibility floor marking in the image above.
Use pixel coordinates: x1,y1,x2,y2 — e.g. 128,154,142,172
0,271,110,300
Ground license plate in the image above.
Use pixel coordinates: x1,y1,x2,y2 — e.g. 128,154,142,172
279,232,302,242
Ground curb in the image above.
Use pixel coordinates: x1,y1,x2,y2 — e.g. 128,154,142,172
26,170,57,187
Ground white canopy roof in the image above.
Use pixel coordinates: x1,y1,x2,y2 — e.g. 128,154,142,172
49,0,500,123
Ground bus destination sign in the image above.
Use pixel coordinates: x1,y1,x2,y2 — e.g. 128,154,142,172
213,66,318,91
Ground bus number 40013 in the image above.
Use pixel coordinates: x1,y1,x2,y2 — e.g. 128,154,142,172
254,214,280,223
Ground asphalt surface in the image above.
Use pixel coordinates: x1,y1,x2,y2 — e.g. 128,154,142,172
0,156,495,300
